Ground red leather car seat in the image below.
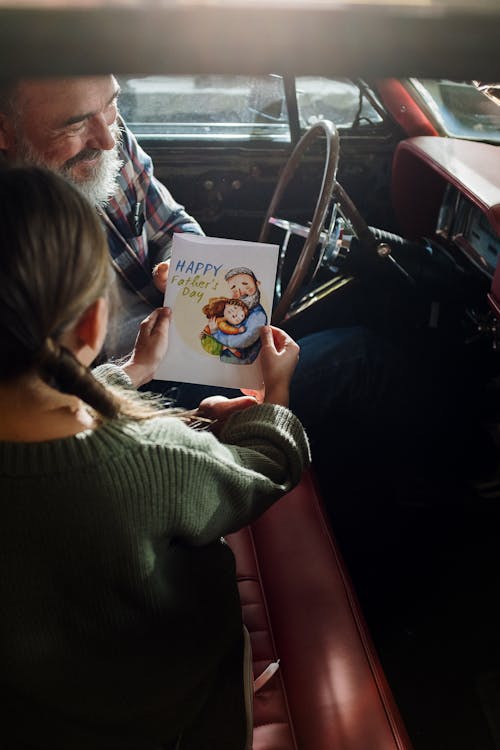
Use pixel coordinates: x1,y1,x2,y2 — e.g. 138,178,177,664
227,471,413,750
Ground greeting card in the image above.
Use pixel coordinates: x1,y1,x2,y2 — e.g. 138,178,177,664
155,234,279,389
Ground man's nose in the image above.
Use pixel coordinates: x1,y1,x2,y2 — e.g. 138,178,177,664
86,113,116,151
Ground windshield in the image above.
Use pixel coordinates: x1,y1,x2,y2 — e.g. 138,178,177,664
410,79,500,143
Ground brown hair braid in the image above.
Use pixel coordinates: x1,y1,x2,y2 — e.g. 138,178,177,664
38,338,120,420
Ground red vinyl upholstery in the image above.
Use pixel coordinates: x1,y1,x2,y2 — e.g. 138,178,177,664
226,471,413,750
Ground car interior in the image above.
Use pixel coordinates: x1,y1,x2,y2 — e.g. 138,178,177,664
1,2,500,749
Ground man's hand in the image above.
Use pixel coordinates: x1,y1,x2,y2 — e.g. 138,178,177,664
152,260,170,294
122,307,171,387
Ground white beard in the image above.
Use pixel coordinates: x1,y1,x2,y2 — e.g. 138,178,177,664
62,145,123,207
14,123,123,208
240,289,261,310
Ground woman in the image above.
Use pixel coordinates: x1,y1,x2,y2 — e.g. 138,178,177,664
0,166,309,749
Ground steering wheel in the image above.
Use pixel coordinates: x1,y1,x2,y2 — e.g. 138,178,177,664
258,119,375,324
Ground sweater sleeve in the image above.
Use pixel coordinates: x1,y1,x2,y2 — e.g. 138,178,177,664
148,403,311,545
91,363,134,389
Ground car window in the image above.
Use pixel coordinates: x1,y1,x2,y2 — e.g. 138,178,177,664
410,78,500,143
118,74,385,141
296,77,382,128
118,75,289,141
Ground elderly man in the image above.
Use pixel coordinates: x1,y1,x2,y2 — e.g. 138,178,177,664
0,75,203,357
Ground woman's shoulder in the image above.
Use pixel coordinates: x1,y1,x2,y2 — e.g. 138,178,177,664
116,413,218,454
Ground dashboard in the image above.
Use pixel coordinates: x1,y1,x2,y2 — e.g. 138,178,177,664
437,184,500,277
392,136,500,287
390,135,500,319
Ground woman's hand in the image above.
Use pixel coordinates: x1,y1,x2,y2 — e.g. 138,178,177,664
195,394,258,435
122,307,171,387
258,325,300,407
152,260,170,294
241,326,299,406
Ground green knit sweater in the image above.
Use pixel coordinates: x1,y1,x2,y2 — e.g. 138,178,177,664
0,369,310,750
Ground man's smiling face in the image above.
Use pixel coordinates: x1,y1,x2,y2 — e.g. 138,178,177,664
0,75,123,206
227,273,258,300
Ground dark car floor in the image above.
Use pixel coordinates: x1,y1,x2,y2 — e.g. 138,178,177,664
319,418,500,750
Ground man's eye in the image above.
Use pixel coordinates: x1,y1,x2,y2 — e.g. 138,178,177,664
66,122,86,135
105,100,118,122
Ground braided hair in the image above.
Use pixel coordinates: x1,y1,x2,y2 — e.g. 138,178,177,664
0,166,124,419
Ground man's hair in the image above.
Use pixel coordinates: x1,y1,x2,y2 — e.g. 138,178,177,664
224,267,258,283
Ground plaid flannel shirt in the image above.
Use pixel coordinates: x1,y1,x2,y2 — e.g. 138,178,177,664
101,119,204,307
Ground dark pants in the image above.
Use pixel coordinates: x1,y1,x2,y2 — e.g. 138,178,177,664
144,325,404,444
143,324,472,510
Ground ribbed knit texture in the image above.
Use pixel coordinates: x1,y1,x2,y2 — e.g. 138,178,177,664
0,381,310,749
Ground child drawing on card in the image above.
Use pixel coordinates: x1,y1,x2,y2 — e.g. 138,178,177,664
201,297,249,359
202,267,267,365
